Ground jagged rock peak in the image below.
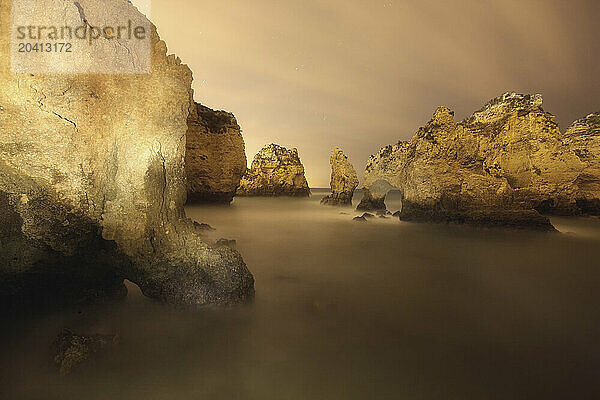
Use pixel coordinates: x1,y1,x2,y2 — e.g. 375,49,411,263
565,112,600,138
254,143,302,165
432,106,456,126
463,92,544,125
321,147,359,206
237,144,310,197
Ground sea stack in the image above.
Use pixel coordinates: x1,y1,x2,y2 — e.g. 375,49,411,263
237,144,310,197
185,102,247,204
0,0,254,308
321,148,359,206
358,92,600,229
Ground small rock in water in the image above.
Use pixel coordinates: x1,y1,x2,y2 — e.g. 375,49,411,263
361,213,375,219
392,211,401,218
375,210,391,216
194,221,216,231
215,238,237,248
353,216,367,222
53,329,118,375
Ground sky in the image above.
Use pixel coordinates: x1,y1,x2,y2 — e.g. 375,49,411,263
146,0,599,187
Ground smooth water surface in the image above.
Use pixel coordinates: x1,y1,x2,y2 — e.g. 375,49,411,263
2,190,600,399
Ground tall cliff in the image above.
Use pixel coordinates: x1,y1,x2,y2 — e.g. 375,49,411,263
185,103,247,204
237,144,310,197
359,93,600,229
0,0,254,307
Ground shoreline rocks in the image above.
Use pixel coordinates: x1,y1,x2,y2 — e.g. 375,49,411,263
0,0,254,308
359,92,600,230
321,148,359,206
237,144,310,197
53,329,119,376
185,103,247,204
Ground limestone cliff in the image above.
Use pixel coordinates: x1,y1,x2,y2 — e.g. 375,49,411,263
0,0,254,308
185,103,247,204
237,144,310,197
321,148,359,206
563,112,600,213
359,92,600,229
358,142,409,211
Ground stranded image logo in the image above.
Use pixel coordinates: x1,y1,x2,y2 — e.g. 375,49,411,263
11,0,151,74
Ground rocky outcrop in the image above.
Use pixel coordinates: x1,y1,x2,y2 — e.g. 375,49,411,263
360,92,600,229
185,103,247,204
0,0,254,308
563,112,600,213
53,329,118,376
237,144,310,197
357,142,409,211
321,148,359,206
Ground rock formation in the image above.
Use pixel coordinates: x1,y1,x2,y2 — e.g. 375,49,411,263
237,144,310,197
359,93,600,229
563,112,600,213
321,148,359,206
357,142,409,211
185,103,247,204
53,329,119,376
0,0,254,308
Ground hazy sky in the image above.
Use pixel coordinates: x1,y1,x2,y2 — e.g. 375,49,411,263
147,0,599,187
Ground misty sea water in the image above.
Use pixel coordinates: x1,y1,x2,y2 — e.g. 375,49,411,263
2,189,600,399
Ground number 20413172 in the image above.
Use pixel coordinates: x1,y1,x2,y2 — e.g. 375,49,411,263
18,42,72,53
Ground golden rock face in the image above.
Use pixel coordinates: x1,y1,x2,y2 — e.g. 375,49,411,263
237,143,310,197
360,93,600,228
321,147,359,206
185,103,247,204
0,0,254,307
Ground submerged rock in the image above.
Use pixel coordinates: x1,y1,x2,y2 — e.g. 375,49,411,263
353,216,367,222
237,144,310,197
321,148,359,206
53,329,118,376
0,0,254,308
359,92,600,229
185,103,247,204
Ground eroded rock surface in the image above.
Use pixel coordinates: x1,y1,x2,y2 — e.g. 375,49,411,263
237,144,310,197
321,148,358,206
185,103,247,204
360,93,600,229
53,329,118,376
0,0,254,308
563,112,600,213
